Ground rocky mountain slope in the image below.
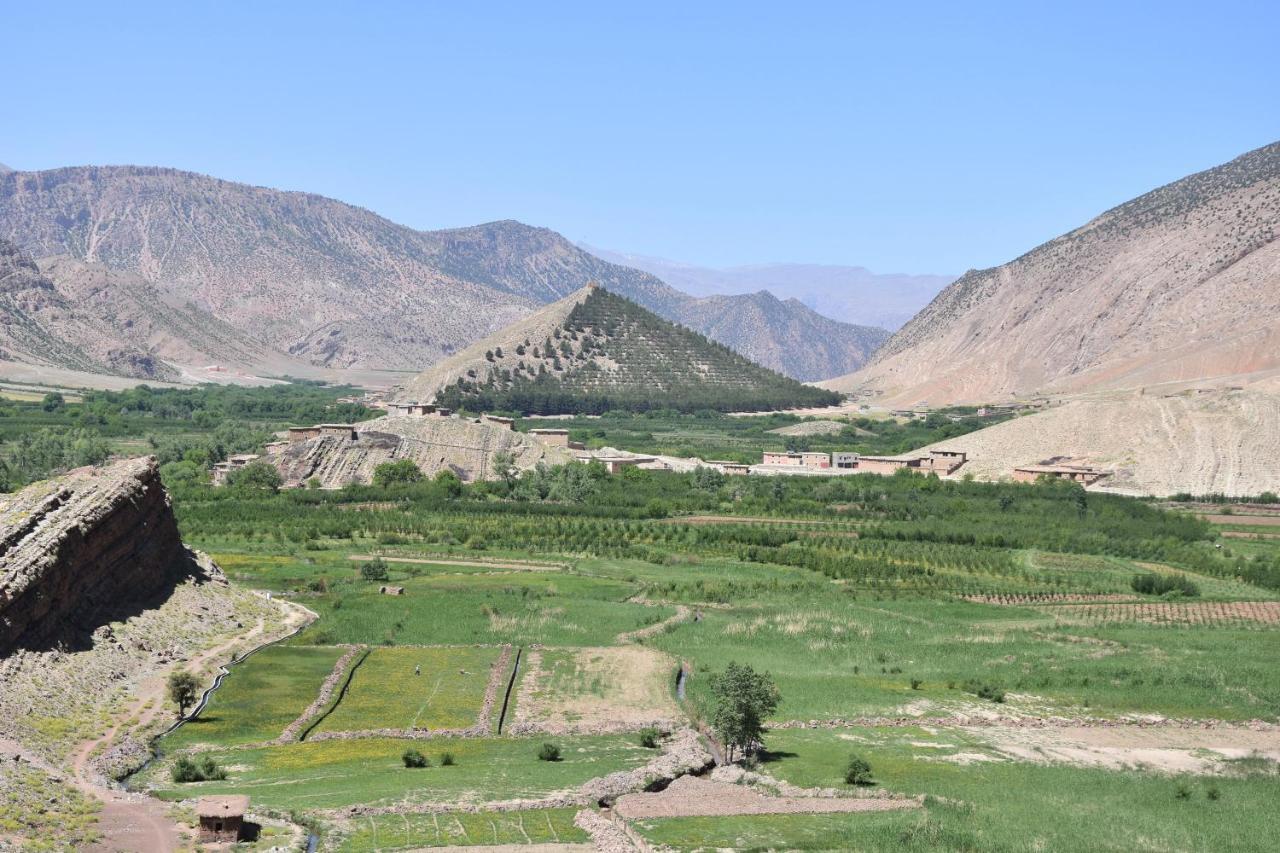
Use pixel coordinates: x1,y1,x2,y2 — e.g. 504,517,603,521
824,141,1280,405
587,246,952,331
0,457,196,651
401,285,842,414
0,166,882,380
919,388,1280,496
0,239,174,380
0,238,315,383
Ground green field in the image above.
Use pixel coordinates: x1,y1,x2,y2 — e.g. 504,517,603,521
290,569,671,648
165,644,348,749
339,807,587,851
312,646,503,734
143,734,654,811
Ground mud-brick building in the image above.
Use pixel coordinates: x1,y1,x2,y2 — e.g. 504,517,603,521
529,428,570,447
1012,464,1109,485
197,795,249,843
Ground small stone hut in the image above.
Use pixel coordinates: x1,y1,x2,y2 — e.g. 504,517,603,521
197,795,249,843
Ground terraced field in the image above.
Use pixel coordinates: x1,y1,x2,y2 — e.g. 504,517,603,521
311,646,507,735
165,645,350,749
143,734,654,811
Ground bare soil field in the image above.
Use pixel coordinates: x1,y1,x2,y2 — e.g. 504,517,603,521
980,724,1280,774
1039,601,1280,626
613,775,919,819
510,647,679,735
1200,514,1280,526
767,419,848,436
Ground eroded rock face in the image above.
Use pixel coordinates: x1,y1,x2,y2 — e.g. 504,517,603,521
266,415,572,487
0,457,193,652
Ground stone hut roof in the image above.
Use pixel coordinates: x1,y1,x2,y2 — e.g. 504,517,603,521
196,795,250,819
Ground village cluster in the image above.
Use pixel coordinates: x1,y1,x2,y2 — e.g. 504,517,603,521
211,397,1110,488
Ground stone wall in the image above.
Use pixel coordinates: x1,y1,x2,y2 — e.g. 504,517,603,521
0,457,190,653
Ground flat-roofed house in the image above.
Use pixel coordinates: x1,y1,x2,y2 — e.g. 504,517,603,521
762,451,802,466
800,452,831,469
832,452,859,469
197,795,249,843
1012,464,1109,485
529,428,570,447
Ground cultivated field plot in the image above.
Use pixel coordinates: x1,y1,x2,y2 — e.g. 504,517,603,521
749,727,1280,852
145,734,654,811
632,811,923,852
165,644,349,749
300,570,666,647
652,595,1280,720
313,646,505,735
513,646,679,734
1041,601,1280,626
339,807,587,852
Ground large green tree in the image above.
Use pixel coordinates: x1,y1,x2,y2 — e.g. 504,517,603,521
707,662,781,762
373,459,424,487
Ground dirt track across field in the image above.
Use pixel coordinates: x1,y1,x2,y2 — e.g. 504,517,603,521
348,555,566,571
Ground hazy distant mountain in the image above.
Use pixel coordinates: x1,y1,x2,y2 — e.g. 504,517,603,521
824,140,1280,404
0,164,13,175
0,166,886,380
402,285,841,414
584,246,953,331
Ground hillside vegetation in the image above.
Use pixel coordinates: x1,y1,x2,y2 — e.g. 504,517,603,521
425,287,841,414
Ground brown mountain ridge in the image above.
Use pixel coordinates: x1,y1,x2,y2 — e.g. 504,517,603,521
0,166,885,381
825,140,1280,405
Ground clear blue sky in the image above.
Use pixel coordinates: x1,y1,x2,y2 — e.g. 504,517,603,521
4,1,1278,274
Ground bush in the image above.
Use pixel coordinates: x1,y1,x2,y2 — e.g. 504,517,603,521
963,679,1005,703
172,754,227,783
638,727,660,748
440,752,455,766
373,459,424,488
226,460,283,492
402,749,430,768
360,558,390,582
537,742,562,762
910,678,923,690
844,754,873,785
1131,572,1199,597
1175,781,1193,800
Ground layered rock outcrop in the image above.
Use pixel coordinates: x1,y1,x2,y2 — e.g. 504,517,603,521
0,457,194,652
266,415,572,487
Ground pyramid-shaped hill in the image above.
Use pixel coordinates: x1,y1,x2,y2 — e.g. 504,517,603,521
398,285,841,414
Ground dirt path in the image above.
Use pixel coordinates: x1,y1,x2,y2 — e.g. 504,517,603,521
349,554,566,571
69,598,314,852
616,606,691,645
665,515,843,527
